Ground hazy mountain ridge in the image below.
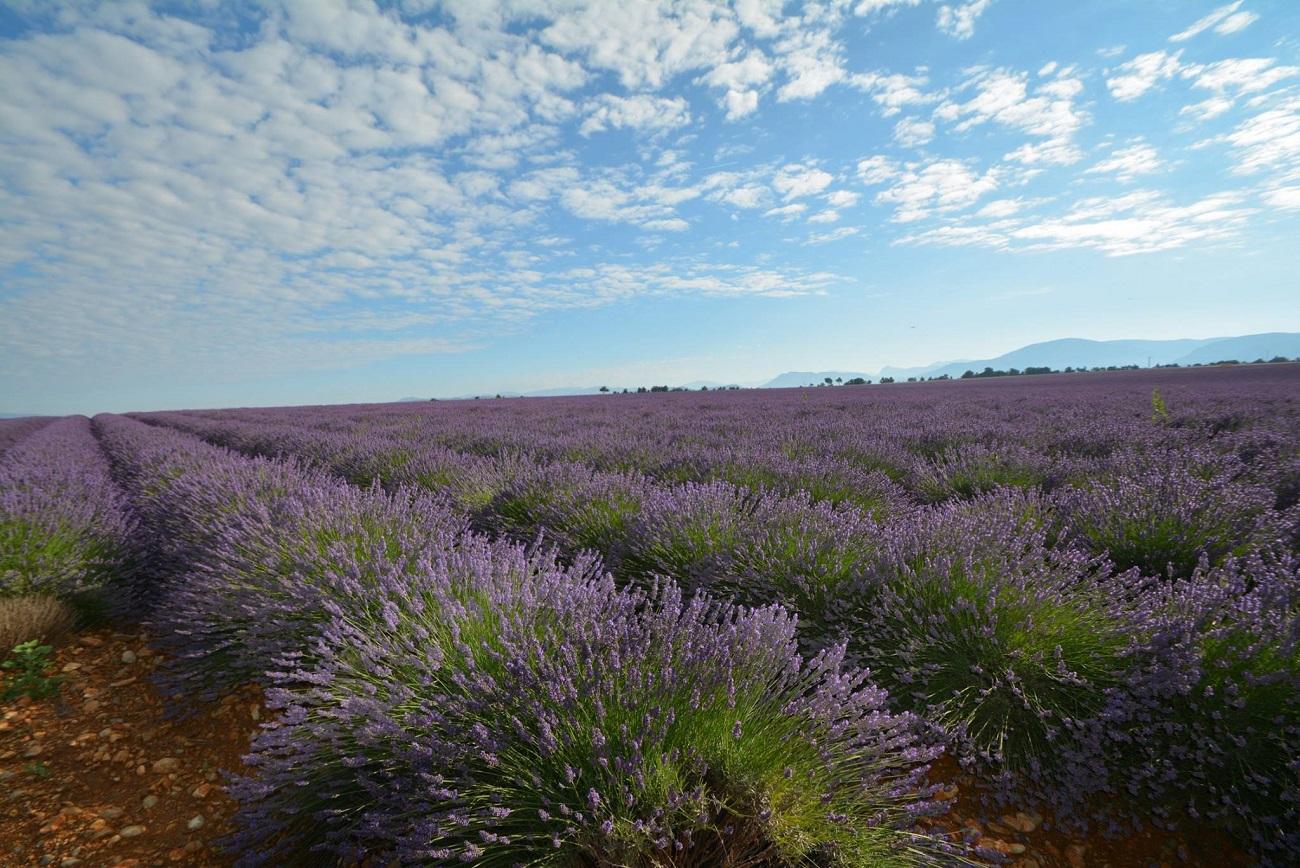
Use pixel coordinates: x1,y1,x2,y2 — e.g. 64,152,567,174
765,332,1300,387
438,333,1300,400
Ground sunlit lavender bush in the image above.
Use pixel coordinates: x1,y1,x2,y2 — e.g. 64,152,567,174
1058,446,1295,579
486,459,647,558
95,414,467,699
0,416,136,605
230,540,947,866
834,490,1138,779
623,481,885,629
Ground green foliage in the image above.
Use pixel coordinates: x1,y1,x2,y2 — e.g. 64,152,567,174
1,640,63,701
1151,388,1170,424
916,455,1044,504
877,559,1129,768
0,518,97,596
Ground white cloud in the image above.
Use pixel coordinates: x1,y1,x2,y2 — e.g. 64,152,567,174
775,26,846,101
976,198,1025,218
764,202,807,220
537,1,740,91
1262,186,1300,209
1169,2,1257,42
1181,95,1236,121
641,217,691,231
871,158,1000,222
894,117,936,146
1086,141,1162,182
854,0,924,15
1215,10,1259,35
936,0,993,40
851,71,937,116
1185,57,1299,97
1221,96,1300,176
1106,50,1182,101
723,88,761,118
826,190,861,208
899,189,1254,256
1007,191,1253,255
1172,57,1298,121
579,94,691,136
808,209,841,223
857,155,900,185
720,185,769,208
939,68,1086,164
701,49,773,119
773,164,835,199
806,225,862,243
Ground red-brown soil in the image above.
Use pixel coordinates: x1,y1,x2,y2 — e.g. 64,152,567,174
0,629,259,867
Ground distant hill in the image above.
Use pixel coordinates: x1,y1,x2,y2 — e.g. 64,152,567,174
1170,333,1300,366
916,337,1209,380
916,334,1300,380
762,371,873,389
432,332,1299,401
761,333,1300,387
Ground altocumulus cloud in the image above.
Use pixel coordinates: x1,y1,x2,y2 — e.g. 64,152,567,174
1,0,1298,405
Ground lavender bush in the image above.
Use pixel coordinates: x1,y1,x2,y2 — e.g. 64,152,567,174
1058,446,1296,579
230,543,946,866
94,414,466,699
1113,550,1300,860
0,416,54,459
0,416,136,606
834,491,1138,777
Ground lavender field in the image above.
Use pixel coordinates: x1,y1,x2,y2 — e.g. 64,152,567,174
2,364,1298,866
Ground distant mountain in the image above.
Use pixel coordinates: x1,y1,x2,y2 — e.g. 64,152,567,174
762,371,872,389
439,333,1299,401
915,334,1300,380
915,337,1208,380
877,358,973,380
1170,332,1300,366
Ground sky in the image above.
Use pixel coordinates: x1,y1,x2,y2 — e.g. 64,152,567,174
2,0,1299,414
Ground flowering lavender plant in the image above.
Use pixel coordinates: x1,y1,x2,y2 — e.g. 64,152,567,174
229,546,948,866
1058,446,1293,579
94,414,466,699
0,416,136,604
835,490,1137,778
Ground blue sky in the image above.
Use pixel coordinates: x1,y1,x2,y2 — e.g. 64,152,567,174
2,0,1298,413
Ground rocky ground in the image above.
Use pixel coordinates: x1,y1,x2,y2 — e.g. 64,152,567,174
0,630,259,867
0,630,1242,867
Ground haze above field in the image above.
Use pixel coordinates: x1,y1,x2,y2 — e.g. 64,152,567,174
2,1,1299,415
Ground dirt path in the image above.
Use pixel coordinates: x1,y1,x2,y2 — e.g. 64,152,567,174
0,630,260,867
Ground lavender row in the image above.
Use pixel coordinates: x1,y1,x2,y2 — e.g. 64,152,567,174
0,415,55,460
93,414,949,865
171,365,1299,511
139,396,1300,861
0,415,137,608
